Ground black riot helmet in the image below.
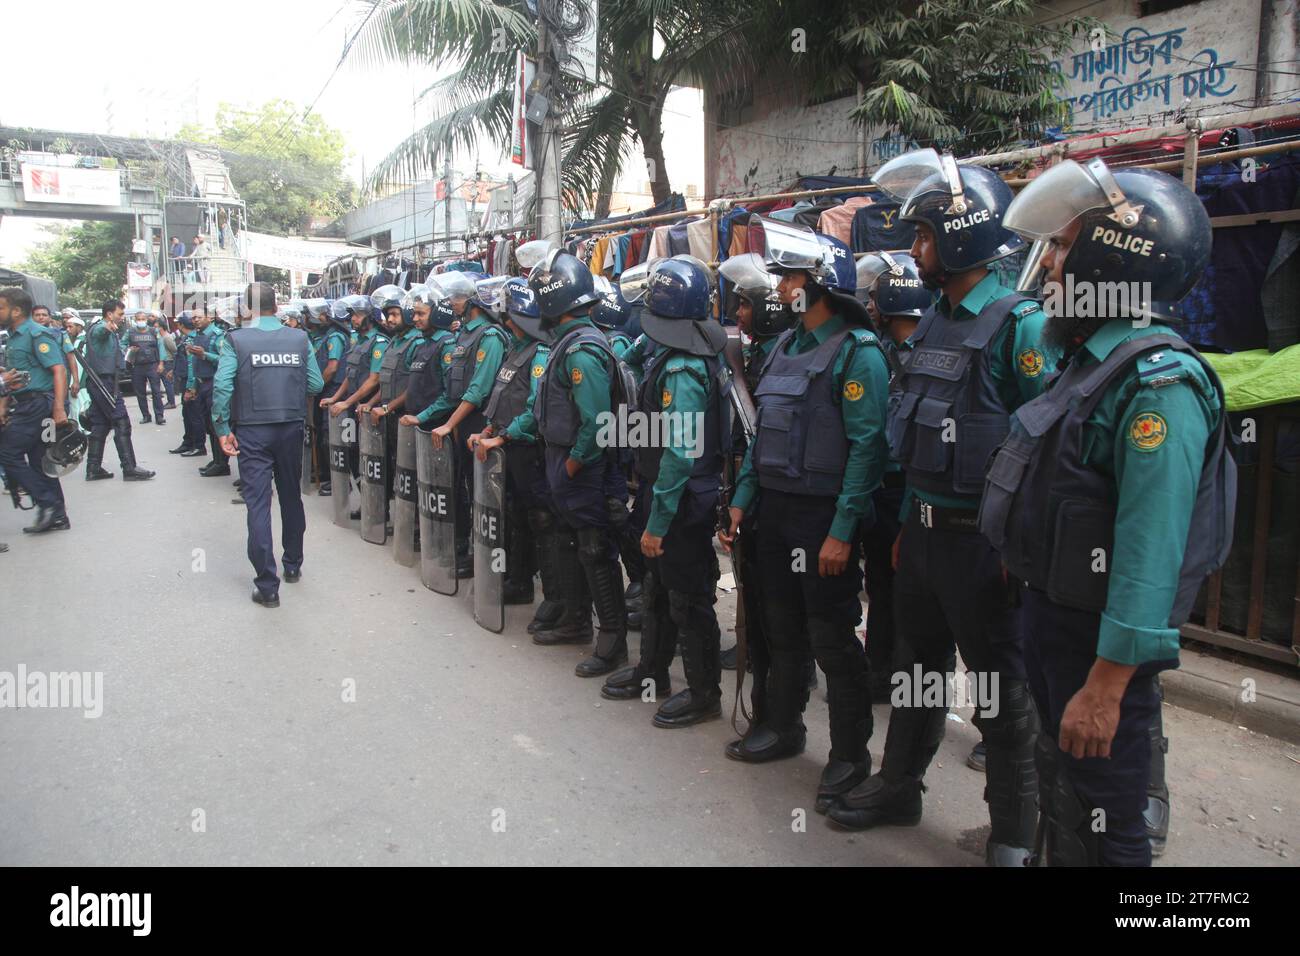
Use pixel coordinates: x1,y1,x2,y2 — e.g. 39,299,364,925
871,252,932,319
42,420,88,477
1004,160,1212,324
718,252,794,338
370,284,411,329
590,276,632,331
527,250,600,327
633,257,728,357
874,148,1023,273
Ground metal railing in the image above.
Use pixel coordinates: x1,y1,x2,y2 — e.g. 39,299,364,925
164,254,253,294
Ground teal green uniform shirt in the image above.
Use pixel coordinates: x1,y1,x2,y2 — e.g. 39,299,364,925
416,315,507,423
4,318,64,394
646,351,713,537
607,331,635,360
731,313,892,541
502,335,551,443
368,332,391,374
622,333,654,384
554,317,614,464
905,272,1058,515
1052,320,1221,667
410,331,457,421
60,331,75,356
210,316,325,437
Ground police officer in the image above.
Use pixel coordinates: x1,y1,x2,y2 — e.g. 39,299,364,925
415,273,510,578
360,285,423,517
83,300,155,482
397,286,457,433
592,275,647,630
124,309,167,425
304,298,347,494
190,307,230,477
826,149,1054,866
321,294,388,517
719,223,890,815
169,311,208,457
716,252,796,676
466,278,557,612
978,160,1230,866
211,283,324,607
36,306,82,405
0,288,71,533
529,251,630,676
855,251,932,701
601,257,729,727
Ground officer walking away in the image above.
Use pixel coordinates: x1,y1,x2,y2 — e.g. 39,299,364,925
529,251,630,677
0,289,71,533
720,224,890,815
827,149,1054,866
211,283,324,608
980,160,1232,866
82,300,155,482
602,257,729,727
124,309,167,425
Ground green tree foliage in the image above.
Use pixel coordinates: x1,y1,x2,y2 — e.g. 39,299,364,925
17,220,134,306
178,100,356,235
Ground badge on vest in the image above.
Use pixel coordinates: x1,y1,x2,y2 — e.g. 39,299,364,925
1128,411,1167,451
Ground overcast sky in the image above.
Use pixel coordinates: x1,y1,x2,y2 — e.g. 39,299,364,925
0,0,702,263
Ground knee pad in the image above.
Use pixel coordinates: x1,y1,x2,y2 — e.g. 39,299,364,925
973,677,1039,749
605,496,630,530
576,526,612,564
1034,733,1100,867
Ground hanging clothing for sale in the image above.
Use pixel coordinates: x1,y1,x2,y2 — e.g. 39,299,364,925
667,222,691,256
817,196,873,245
850,200,917,253
686,218,713,261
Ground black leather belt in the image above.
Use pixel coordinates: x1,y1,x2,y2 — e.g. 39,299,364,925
912,498,980,533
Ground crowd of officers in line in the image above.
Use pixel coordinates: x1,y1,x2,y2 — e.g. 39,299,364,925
1,149,1232,868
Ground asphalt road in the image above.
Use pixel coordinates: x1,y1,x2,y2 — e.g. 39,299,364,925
1,413,1294,866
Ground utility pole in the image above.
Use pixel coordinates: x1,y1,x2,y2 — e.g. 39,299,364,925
443,154,453,253
535,18,562,245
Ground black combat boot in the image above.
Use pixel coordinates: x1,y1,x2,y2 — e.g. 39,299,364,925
602,571,673,701
573,527,628,677
23,505,71,534
725,600,810,762
815,635,874,813
526,510,564,633
653,591,723,728
533,529,593,646
115,425,155,481
84,436,114,481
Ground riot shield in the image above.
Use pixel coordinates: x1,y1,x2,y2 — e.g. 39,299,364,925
417,430,458,595
359,414,388,544
472,446,506,633
328,412,353,529
301,415,315,495
392,422,419,567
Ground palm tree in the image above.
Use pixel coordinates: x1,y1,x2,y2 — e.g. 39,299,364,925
352,0,751,217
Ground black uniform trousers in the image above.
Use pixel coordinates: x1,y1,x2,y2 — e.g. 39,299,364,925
235,421,307,595
861,478,906,677
196,379,226,465
131,363,165,420
1021,588,1167,867
756,488,870,758
0,391,64,509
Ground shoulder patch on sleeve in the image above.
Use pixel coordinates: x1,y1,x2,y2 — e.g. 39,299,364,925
1017,347,1045,378
1127,410,1168,451
843,380,865,401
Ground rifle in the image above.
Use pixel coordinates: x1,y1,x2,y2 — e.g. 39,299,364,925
718,330,759,734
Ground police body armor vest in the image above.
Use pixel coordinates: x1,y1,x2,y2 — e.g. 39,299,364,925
128,328,159,365
484,339,544,431
312,331,342,388
979,334,1235,624
378,331,419,403
634,348,725,486
536,324,624,450
445,321,507,405
404,333,448,416
190,329,218,380
86,325,124,377
751,325,876,497
343,333,376,395
229,326,310,426
174,334,191,382
890,294,1031,498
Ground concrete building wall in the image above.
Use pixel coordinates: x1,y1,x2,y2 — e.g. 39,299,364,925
704,0,1298,198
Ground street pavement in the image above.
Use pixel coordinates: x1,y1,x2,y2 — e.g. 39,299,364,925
1,413,1295,866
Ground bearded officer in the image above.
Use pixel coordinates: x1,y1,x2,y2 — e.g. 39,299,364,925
720,224,890,815
601,257,729,727
0,288,70,533
529,251,630,676
211,284,324,607
978,161,1230,866
83,299,155,482
826,150,1054,866
415,273,510,578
